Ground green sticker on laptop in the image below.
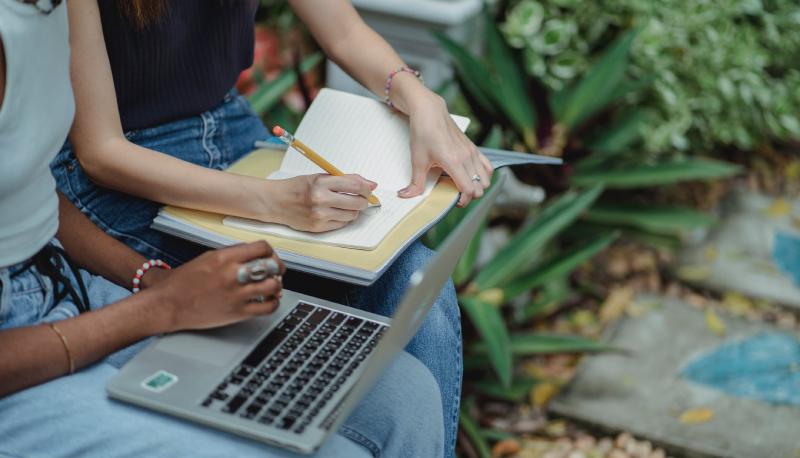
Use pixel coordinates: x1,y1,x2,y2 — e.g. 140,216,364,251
141,370,179,393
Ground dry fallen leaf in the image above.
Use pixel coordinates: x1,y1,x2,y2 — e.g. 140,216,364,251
477,288,505,307
491,438,521,458
599,287,633,323
678,407,715,424
530,382,559,408
703,245,718,262
722,291,753,315
764,197,791,218
705,308,727,336
676,265,711,282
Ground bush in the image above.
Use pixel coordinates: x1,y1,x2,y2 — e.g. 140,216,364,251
501,0,800,153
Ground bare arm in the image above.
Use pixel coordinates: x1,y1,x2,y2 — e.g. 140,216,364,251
67,0,376,232
290,0,492,206
0,291,164,397
0,242,285,398
66,0,284,222
56,192,168,288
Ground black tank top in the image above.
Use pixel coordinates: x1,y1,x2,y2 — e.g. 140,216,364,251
98,0,258,131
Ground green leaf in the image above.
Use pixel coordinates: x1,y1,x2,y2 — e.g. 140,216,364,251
583,204,715,236
484,13,538,147
555,30,637,129
474,333,618,355
514,284,571,323
453,219,485,285
473,185,604,290
482,125,504,149
459,408,492,458
503,232,618,300
481,429,515,442
433,31,498,116
571,158,741,188
247,52,323,115
583,109,647,158
460,296,513,387
474,377,537,402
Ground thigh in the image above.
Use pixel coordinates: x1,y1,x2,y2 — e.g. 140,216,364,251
0,362,368,458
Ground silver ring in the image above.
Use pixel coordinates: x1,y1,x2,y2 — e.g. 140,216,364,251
471,174,481,182
237,257,280,285
253,294,266,303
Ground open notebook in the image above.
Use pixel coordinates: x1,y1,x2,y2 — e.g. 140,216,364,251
223,89,470,250
152,89,561,285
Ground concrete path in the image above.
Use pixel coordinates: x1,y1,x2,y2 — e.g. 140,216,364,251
550,295,800,458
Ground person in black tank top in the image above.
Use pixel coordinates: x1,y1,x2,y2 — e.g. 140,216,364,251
55,2,480,454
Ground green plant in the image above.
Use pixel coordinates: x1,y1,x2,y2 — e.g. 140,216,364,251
430,12,743,453
501,0,800,153
431,8,740,390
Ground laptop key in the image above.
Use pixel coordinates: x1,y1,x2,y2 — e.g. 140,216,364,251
241,328,289,368
308,308,330,325
224,395,248,414
297,302,315,313
279,416,297,430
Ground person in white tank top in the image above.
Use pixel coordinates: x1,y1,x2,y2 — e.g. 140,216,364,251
0,2,444,456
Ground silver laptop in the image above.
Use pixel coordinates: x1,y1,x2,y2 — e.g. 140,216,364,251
107,170,506,454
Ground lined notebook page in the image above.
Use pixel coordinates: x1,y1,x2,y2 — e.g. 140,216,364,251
224,89,469,250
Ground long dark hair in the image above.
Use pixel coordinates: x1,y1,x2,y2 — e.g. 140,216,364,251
118,0,168,27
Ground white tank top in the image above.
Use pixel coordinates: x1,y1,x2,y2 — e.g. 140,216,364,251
0,0,74,267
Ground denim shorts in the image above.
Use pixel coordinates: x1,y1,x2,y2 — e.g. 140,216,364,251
0,239,149,368
51,89,270,266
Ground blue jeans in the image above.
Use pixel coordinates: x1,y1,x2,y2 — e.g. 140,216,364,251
51,89,462,456
0,241,444,457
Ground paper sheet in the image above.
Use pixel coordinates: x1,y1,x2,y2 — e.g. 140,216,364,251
224,89,469,250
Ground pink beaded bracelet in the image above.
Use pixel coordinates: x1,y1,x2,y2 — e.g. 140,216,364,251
384,67,423,111
131,259,172,293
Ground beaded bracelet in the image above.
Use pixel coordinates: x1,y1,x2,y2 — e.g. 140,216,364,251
131,259,172,293
383,67,423,111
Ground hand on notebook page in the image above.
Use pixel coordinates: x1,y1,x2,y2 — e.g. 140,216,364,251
398,94,493,207
271,173,378,233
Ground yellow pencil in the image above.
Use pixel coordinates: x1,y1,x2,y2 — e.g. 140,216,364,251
272,125,381,207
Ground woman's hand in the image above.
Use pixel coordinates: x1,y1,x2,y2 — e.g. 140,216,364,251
268,173,377,232
146,241,286,333
398,92,493,207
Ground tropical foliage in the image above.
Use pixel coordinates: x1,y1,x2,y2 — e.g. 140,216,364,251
500,0,800,153
427,8,741,396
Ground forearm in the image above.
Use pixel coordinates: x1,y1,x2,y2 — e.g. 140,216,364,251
0,291,167,397
57,192,148,287
292,0,441,115
73,136,275,220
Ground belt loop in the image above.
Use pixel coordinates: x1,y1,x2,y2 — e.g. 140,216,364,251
0,267,9,324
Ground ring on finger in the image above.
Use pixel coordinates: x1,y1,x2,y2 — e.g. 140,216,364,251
237,257,281,285
470,174,481,182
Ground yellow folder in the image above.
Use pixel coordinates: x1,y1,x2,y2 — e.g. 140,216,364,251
157,148,459,284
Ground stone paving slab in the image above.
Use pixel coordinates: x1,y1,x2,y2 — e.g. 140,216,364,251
550,295,800,458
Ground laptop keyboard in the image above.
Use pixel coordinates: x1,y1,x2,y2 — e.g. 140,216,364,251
201,302,386,434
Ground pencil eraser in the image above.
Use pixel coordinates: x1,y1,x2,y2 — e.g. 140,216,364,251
272,126,285,137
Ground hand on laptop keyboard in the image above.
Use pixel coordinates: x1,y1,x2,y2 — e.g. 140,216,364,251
144,241,286,333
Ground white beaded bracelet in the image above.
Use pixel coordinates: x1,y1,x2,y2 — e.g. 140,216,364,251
131,259,171,293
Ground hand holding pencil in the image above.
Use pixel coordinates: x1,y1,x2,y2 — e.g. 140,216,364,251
271,125,379,233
